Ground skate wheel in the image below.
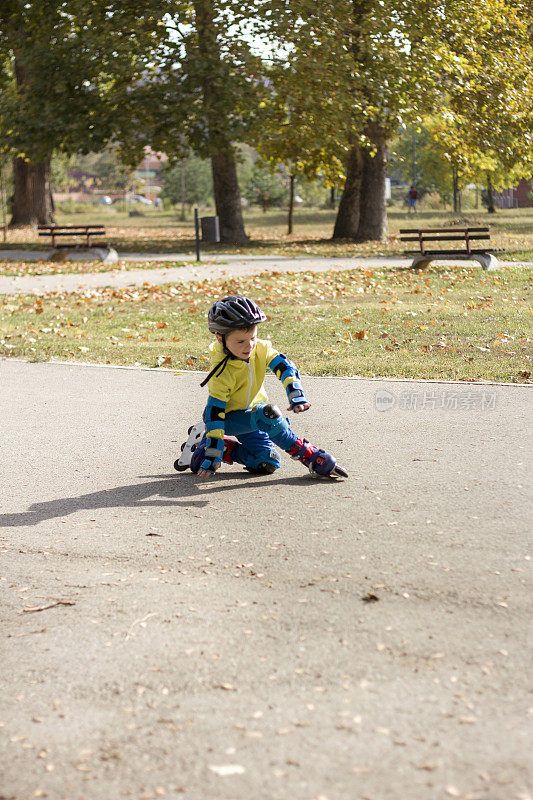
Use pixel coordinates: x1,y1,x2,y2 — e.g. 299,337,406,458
332,465,348,478
174,458,188,472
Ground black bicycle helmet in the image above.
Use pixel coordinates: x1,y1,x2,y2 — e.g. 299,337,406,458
207,295,266,334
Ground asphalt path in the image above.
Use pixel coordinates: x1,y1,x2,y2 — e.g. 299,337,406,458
1,251,532,295
1,360,531,800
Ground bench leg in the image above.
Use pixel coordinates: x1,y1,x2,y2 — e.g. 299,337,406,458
411,255,432,271
472,254,499,271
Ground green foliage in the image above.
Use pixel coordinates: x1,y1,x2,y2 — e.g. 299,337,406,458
251,52,348,189
423,1,533,191
121,0,266,165
73,147,134,192
160,154,214,207
389,125,454,204
1,0,532,233
242,161,287,210
50,153,75,192
0,0,172,162
259,0,533,233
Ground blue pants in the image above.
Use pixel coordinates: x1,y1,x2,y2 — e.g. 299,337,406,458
224,405,298,472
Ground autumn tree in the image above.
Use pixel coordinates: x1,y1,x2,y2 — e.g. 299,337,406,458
251,48,346,234
0,0,170,226
262,0,449,240
262,0,533,240
125,1,266,244
429,0,533,213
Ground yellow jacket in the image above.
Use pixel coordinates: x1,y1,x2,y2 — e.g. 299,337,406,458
206,338,278,412
200,339,307,470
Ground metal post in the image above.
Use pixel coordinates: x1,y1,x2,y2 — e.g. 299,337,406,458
194,207,201,262
180,160,186,221
145,152,150,201
0,160,7,242
412,124,416,186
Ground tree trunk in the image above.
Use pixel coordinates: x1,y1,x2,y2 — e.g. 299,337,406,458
1,161,8,242
452,166,459,213
10,156,54,227
486,172,496,214
10,55,54,227
356,127,388,242
329,187,335,207
288,174,295,235
194,0,248,244
331,145,363,239
210,147,248,244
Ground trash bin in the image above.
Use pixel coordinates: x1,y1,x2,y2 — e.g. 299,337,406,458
201,216,220,243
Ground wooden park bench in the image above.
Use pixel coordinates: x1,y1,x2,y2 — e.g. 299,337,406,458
38,224,106,250
399,226,500,271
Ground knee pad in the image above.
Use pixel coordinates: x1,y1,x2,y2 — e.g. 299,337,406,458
254,461,279,475
254,403,290,437
246,448,281,474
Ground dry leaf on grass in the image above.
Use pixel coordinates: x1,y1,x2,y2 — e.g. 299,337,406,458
208,764,245,776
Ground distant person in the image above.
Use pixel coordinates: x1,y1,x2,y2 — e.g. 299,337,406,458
408,185,419,213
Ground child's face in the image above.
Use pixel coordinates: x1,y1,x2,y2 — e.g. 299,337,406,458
218,325,258,360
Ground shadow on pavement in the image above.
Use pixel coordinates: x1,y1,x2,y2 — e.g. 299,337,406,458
1,471,314,528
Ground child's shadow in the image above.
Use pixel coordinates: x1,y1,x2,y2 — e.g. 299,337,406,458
1,471,312,528
1,474,203,528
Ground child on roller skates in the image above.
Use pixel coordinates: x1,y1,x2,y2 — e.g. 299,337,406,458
175,295,348,480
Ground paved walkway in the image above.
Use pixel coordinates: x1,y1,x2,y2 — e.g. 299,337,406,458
1,361,531,800
1,250,531,294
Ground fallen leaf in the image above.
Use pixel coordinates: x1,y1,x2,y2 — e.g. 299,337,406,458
208,764,245,776
445,787,462,798
23,600,75,613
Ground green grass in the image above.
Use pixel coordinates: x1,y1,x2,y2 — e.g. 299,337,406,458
1,205,532,270
1,263,531,383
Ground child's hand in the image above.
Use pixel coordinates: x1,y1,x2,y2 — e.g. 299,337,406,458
197,462,221,479
289,402,311,413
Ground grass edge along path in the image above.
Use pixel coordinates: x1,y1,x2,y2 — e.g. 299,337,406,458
0,258,189,278
1,264,531,384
